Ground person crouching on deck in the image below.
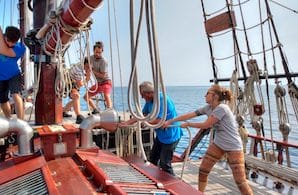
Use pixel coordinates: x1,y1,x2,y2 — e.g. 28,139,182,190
83,41,112,114
63,58,90,124
0,26,26,119
164,84,253,194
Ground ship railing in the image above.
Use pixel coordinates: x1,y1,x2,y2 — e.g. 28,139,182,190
245,134,298,188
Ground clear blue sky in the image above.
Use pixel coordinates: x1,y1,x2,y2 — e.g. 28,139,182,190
2,0,298,86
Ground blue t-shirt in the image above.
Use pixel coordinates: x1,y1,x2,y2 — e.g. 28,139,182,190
0,42,26,81
142,93,183,144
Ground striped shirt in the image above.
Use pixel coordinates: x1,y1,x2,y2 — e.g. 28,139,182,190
69,63,84,81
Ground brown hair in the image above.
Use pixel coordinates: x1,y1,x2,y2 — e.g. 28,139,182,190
211,84,233,102
93,41,104,50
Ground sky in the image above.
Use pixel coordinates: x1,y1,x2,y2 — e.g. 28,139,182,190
1,0,298,87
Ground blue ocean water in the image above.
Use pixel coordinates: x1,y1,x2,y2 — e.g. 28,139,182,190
68,85,298,168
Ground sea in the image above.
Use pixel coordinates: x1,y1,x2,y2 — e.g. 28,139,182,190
65,85,298,168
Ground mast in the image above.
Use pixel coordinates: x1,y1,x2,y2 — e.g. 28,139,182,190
31,0,61,124
264,0,292,84
200,0,218,83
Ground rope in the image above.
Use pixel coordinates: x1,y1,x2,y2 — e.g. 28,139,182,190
237,0,252,57
112,0,126,119
128,0,167,129
200,0,218,82
107,0,115,108
2,0,6,26
204,0,251,16
269,0,298,14
258,0,275,160
180,126,192,179
27,51,43,122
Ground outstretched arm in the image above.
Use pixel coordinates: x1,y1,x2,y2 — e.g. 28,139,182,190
164,111,197,127
181,114,218,129
118,117,138,127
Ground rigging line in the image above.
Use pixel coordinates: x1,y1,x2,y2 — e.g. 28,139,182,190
27,51,42,121
145,0,155,76
213,51,240,61
82,30,94,114
107,0,115,108
10,0,13,25
236,17,269,31
128,0,146,119
147,0,167,128
209,28,232,38
268,11,278,84
264,0,292,84
237,0,252,56
226,0,247,81
128,0,167,128
200,0,218,83
242,43,280,55
2,0,6,26
112,0,126,118
213,43,279,61
259,0,274,153
204,0,251,16
269,0,298,14
204,4,227,17
128,0,160,123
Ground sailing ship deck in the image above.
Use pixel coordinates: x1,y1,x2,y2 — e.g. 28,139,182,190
172,160,297,195
1,111,298,194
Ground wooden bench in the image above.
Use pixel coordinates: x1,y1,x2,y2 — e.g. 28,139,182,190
245,154,298,187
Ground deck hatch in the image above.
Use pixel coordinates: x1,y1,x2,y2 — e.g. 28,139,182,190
0,169,48,195
97,162,154,184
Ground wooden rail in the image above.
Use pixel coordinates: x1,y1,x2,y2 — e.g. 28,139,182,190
245,154,298,187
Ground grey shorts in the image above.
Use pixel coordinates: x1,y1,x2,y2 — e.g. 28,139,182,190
0,74,22,103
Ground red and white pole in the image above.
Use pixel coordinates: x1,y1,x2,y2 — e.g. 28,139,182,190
43,0,103,55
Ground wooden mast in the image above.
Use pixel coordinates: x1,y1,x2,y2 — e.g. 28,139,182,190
32,0,62,124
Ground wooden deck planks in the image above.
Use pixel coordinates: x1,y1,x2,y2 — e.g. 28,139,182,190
172,160,281,195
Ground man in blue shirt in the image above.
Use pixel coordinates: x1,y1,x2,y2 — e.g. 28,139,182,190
0,26,26,119
120,81,183,175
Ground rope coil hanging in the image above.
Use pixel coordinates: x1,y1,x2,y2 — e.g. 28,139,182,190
128,0,167,129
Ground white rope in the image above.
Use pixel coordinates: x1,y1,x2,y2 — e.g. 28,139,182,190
128,0,167,129
112,0,126,119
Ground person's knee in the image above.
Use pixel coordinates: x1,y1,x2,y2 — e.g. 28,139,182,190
83,94,88,100
70,90,80,100
104,93,111,99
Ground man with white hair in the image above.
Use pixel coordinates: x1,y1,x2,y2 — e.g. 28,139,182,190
120,81,183,175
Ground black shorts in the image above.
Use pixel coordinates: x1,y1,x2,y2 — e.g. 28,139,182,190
0,74,22,103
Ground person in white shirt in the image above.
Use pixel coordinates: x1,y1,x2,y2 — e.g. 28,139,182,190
164,84,253,194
